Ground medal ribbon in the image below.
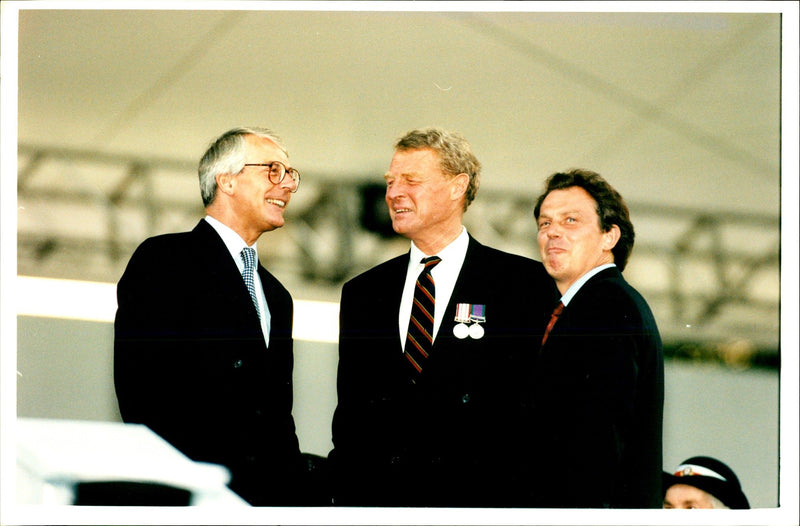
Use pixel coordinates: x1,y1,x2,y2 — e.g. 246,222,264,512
455,303,471,323
470,304,485,323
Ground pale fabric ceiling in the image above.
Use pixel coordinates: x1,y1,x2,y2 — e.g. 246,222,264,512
7,4,789,351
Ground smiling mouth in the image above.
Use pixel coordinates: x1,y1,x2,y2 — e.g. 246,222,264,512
266,198,286,208
394,207,413,214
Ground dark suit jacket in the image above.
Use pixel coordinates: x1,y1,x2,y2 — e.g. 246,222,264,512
524,267,664,508
114,219,304,506
328,235,557,507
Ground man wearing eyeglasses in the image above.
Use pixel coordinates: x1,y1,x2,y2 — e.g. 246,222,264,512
114,127,305,506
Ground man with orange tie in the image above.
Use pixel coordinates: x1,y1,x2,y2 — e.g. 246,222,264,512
528,168,664,508
328,127,555,507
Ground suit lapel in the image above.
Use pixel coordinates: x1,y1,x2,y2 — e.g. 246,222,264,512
257,263,294,342
388,253,411,354
192,219,241,279
191,219,260,326
448,236,484,308
563,267,621,313
435,236,485,346
547,267,622,341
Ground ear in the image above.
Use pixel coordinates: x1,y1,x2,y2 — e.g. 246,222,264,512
216,172,235,196
603,224,621,251
450,173,469,201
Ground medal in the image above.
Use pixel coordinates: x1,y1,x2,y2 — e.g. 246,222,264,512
468,304,485,339
453,303,471,338
468,322,484,339
453,303,486,339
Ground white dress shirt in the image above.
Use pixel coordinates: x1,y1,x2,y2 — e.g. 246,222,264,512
205,216,271,347
398,227,469,351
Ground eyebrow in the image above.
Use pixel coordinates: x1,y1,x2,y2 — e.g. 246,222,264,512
249,160,293,169
384,172,420,181
540,209,583,218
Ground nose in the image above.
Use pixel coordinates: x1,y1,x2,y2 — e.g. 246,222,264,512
281,175,299,193
385,181,404,201
546,224,562,238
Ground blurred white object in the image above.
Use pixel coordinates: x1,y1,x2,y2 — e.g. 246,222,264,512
16,418,248,506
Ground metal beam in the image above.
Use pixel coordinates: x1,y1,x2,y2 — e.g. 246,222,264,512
16,144,781,357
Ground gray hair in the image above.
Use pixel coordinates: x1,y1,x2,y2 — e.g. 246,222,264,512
198,127,287,206
395,127,481,211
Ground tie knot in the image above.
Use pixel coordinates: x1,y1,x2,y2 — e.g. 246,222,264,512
421,256,442,269
552,301,564,316
241,247,257,268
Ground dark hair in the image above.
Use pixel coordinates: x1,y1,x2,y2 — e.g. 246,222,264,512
395,127,481,211
533,168,635,271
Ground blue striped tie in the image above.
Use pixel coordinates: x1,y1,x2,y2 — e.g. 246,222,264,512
240,247,261,321
405,256,441,375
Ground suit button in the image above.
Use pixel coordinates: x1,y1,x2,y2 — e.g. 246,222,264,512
233,359,243,368
462,394,471,404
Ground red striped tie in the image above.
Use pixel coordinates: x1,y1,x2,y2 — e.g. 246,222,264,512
405,256,442,374
541,301,564,346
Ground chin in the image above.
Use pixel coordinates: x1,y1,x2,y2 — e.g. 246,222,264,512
390,221,407,235
544,264,565,280
268,214,286,228
263,220,284,232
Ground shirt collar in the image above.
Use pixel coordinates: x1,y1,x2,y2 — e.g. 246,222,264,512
561,263,616,306
408,226,469,268
204,216,258,267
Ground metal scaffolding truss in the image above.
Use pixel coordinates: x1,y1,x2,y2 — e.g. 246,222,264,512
16,144,781,360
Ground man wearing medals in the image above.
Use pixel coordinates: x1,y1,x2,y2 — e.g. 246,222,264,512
328,127,556,507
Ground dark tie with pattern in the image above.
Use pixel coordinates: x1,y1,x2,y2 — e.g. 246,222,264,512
405,256,442,374
240,247,261,321
541,301,564,346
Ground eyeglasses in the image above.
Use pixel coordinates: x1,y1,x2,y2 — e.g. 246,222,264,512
243,161,300,192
